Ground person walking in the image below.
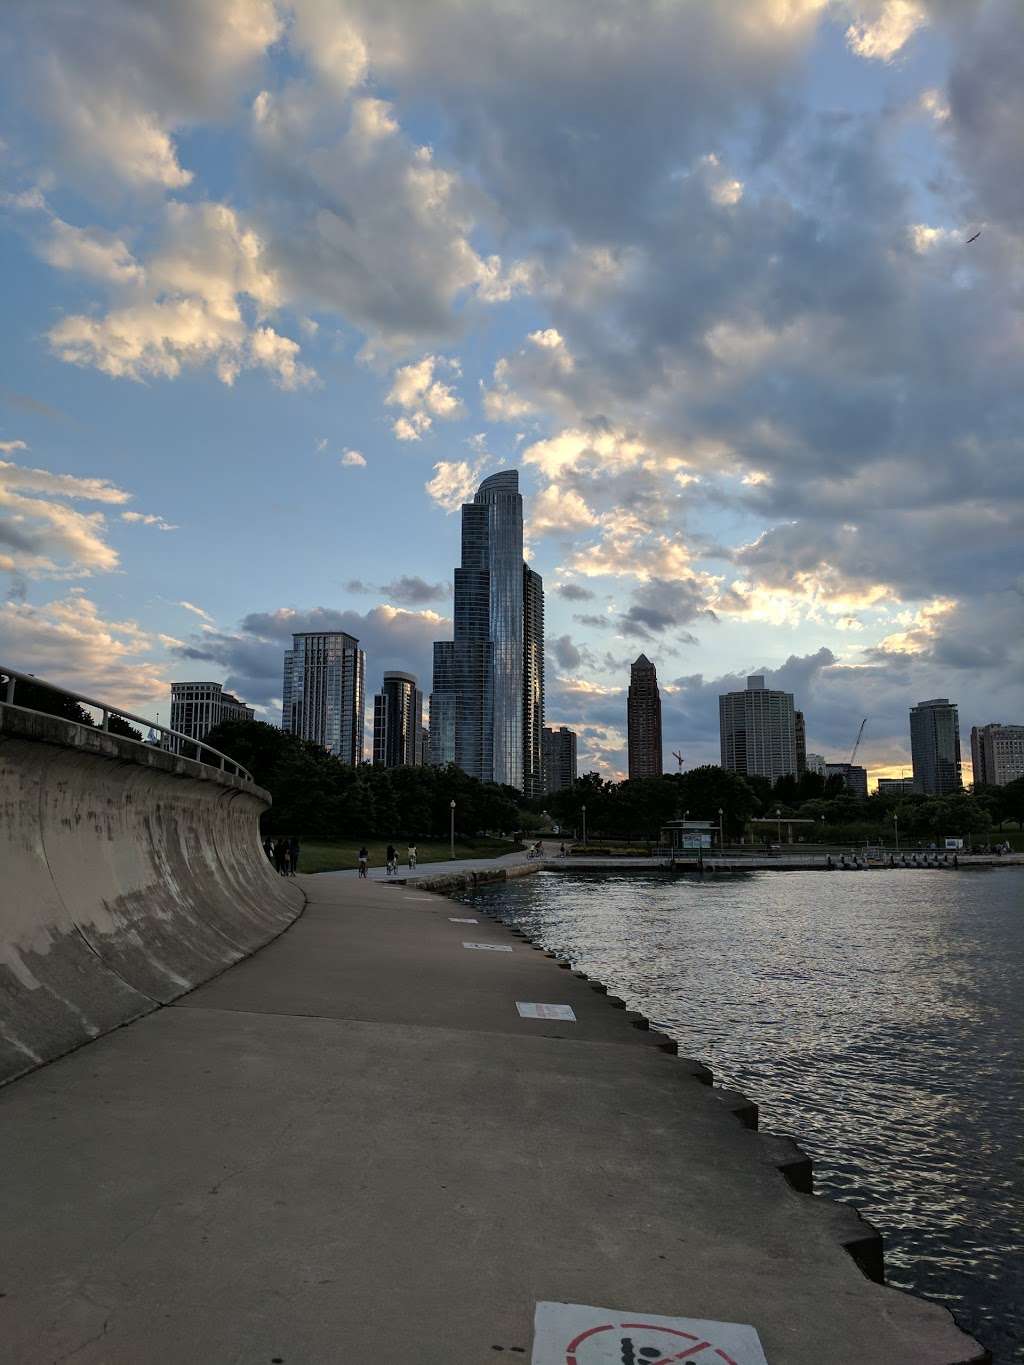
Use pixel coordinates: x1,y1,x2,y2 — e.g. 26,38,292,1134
288,835,300,876
276,837,291,877
407,843,417,871
385,844,397,877
357,846,369,879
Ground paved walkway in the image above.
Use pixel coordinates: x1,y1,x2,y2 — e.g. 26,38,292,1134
318,845,537,881
0,873,984,1363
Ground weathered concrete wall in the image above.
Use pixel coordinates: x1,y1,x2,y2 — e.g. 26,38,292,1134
0,705,304,1085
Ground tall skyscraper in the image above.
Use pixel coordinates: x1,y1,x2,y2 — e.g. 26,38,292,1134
719,675,798,782
523,566,545,799
909,698,961,795
372,671,423,768
627,655,663,780
282,631,365,763
795,710,807,776
170,681,254,741
824,762,868,799
430,469,543,792
542,725,578,793
970,723,1024,788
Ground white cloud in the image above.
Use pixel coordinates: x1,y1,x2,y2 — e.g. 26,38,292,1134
0,590,170,711
425,458,490,513
39,218,144,285
46,202,315,389
845,1,928,62
0,441,29,454
178,600,215,623
120,511,178,531
386,354,465,439
530,484,599,536
340,449,367,466
0,458,135,577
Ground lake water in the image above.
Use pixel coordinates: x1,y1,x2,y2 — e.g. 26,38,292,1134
461,866,1024,1364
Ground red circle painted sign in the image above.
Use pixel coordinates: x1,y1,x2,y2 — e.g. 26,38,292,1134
565,1321,740,1365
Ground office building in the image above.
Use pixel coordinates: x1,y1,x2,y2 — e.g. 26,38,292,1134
825,762,868,799
805,752,827,777
282,631,365,763
627,655,663,780
169,681,254,741
523,566,545,799
372,671,423,768
795,710,807,776
719,675,798,782
430,469,544,793
909,698,961,795
542,725,578,793
971,723,1024,788
876,776,918,797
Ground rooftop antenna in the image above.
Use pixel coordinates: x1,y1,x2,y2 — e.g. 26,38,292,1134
672,750,684,770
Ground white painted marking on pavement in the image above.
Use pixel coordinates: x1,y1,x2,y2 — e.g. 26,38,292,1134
462,942,514,952
449,917,479,924
517,1003,576,1021
531,1301,768,1364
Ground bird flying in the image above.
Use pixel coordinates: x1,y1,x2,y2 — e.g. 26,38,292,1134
966,230,981,243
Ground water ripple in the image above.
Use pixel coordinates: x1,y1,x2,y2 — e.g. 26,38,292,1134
462,867,1024,1364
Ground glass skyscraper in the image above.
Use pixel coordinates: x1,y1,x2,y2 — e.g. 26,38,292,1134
430,469,543,794
372,671,423,768
910,698,962,795
282,631,365,764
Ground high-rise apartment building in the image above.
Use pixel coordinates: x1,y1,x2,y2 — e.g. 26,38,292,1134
627,655,663,780
430,469,543,793
805,752,827,776
970,723,1024,788
542,725,578,794
372,671,423,768
909,698,961,795
876,776,919,797
719,675,798,782
282,631,365,763
169,681,254,741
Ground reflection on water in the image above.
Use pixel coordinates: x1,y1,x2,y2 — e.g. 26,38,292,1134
462,868,1024,1364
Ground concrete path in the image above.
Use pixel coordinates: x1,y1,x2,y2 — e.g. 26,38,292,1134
316,845,535,881
0,873,985,1363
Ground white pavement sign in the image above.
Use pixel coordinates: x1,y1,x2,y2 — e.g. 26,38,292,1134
449,917,479,924
517,1003,576,1021
462,942,514,952
531,1301,768,1365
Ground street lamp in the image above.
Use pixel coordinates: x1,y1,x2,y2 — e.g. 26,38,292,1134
775,806,782,846
894,811,900,852
718,807,724,850
449,799,456,859
581,803,587,847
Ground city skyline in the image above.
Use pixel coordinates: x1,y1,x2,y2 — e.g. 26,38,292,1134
1,3,1022,786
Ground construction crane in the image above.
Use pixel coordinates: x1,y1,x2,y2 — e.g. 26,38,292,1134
672,750,684,770
849,718,868,767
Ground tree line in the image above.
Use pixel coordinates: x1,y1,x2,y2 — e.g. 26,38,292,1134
205,720,524,838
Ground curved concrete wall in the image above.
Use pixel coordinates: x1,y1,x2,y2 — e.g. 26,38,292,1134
0,705,304,1085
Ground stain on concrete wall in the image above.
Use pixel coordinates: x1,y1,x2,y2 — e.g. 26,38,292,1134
0,706,303,1085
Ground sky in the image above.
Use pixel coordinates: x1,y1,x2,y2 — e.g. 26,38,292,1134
1,0,1022,786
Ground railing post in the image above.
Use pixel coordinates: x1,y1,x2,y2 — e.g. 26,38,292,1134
101,709,110,732
3,675,13,705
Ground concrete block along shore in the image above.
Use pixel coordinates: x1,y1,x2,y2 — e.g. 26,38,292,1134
0,858,987,1363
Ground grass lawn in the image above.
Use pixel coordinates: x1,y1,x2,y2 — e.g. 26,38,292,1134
295,837,515,875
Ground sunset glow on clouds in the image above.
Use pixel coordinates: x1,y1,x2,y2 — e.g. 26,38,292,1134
1,0,1021,780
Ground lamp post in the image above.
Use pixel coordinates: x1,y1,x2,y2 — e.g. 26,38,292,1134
775,806,782,847
581,803,587,847
718,807,724,850
449,799,456,859
894,811,900,852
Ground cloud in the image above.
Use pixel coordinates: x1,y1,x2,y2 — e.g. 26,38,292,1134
46,202,315,389
40,218,144,286
178,600,214,623
340,449,367,467
0,458,134,577
0,441,29,454
556,582,595,602
845,1,928,62
176,601,449,706
386,355,465,440
0,589,170,711
121,511,177,531
425,458,490,513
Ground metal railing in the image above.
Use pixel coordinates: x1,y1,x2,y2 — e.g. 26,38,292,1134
0,665,253,783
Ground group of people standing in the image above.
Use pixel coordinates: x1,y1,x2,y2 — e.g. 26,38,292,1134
263,835,300,877
357,844,417,878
